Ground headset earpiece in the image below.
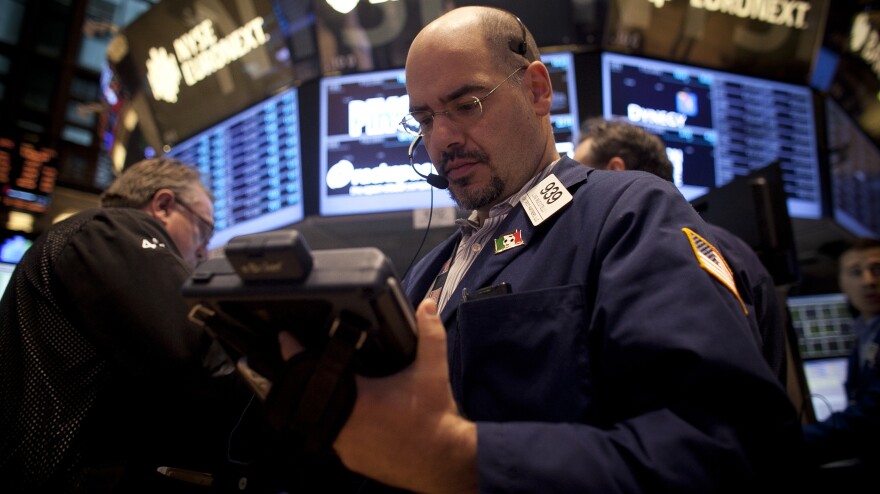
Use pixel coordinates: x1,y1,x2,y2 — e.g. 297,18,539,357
508,15,528,58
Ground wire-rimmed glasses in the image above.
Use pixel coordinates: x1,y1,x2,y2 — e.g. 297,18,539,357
399,66,526,136
175,197,214,246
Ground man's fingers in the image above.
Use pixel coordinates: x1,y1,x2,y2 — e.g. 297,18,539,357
415,298,448,365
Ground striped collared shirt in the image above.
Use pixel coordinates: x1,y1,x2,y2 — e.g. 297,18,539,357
433,159,560,312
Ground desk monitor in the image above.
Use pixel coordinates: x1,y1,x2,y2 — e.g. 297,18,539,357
166,86,304,251
787,293,856,361
601,52,823,219
786,292,856,423
802,356,849,422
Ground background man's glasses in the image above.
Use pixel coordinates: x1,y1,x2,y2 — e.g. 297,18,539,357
399,66,525,136
176,198,214,245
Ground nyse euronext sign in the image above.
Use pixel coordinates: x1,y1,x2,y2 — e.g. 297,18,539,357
645,0,812,30
146,17,269,104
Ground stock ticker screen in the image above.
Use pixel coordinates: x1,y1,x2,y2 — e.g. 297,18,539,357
601,52,823,219
167,86,304,250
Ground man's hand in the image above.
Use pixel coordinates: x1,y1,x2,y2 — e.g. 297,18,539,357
278,299,477,493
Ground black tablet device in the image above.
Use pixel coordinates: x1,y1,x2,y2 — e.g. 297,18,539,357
181,230,418,397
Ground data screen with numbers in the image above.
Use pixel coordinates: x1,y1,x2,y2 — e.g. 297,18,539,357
167,86,304,250
601,52,822,219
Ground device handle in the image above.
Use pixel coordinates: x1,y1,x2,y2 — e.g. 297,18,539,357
264,313,365,454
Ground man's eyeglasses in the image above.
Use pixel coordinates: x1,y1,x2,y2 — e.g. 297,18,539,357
176,197,214,246
399,66,526,136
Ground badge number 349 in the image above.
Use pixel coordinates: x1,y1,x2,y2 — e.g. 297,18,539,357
521,173,572,227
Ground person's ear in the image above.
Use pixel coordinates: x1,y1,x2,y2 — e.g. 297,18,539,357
145,188,175,225
607,157,627,172
523,61,553,116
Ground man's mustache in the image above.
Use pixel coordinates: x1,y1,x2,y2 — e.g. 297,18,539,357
439,148,490,174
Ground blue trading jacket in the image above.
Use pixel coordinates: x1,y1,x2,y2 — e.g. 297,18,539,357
403,157,802,493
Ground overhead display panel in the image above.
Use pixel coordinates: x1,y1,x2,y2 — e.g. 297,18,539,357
603,0,830,84
166,87,304,250
602,52,823,219
318,67,457,216
114,0,319,148
318,52,581,216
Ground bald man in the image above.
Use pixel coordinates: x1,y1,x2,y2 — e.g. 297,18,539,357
280,7,801,493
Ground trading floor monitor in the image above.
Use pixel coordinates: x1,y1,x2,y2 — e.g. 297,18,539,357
786,292,856,423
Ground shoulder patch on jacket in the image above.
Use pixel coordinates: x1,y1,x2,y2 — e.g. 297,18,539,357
682,227,747,315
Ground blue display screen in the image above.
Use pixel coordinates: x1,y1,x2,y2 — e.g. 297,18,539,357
601,52,823,219
167,86,304,250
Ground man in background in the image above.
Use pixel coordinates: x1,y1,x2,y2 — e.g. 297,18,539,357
0,158,252,492
803,237,880,477
574,117,788,384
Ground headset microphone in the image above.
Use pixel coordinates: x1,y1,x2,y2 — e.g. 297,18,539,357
408,134,449,190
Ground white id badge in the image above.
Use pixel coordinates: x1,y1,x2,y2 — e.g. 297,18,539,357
520,173,573,227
